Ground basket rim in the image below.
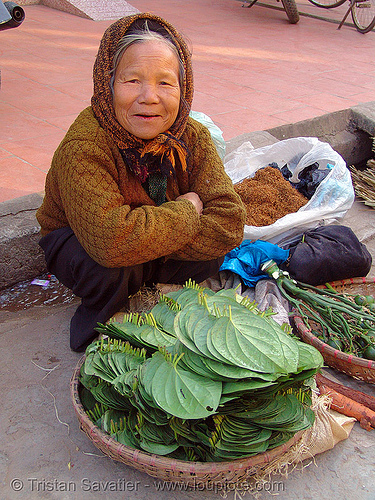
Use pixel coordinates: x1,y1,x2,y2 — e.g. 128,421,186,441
317,276,375,288
292,277,375,371
70,356,305,474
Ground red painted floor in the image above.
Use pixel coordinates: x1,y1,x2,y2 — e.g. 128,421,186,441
0,0,374,202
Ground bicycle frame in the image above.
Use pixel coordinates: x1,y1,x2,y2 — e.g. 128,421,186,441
338,0,375,32
307,0,375,33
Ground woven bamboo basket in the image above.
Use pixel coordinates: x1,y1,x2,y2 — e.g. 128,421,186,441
70,355,305,487
293,277,375,384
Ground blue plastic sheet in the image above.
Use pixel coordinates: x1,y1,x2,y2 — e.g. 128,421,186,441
220,240,290,287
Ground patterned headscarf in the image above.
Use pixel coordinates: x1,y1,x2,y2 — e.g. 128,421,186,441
91,13,194,183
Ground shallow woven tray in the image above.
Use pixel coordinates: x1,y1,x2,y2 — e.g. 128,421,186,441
70,356,304,487
293,277,375,384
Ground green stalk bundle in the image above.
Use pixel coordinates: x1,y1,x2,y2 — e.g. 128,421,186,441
262,260,375,360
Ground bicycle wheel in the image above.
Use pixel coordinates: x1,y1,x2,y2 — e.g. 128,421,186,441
307,0,346,8
351,0,375,32
281,0,300,23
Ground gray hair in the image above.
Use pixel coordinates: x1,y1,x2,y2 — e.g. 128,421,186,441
110,22,185,92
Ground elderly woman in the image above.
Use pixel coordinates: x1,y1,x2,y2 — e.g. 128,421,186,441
36,13,246,352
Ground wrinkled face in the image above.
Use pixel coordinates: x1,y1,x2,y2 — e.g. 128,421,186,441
112,40,181,140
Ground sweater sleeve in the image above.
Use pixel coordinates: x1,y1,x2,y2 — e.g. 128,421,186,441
52,137,201,268
169,120,246,261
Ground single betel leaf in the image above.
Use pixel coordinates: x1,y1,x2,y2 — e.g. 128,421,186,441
296,342,324,372
235,308,300,371
209,307,299,373
150,352,222,419
221,378,277,395
140,439,180,455
165,286,202,308
204,289,240,314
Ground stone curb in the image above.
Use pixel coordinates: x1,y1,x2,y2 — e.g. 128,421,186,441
0,192,46,289
1,104,374,290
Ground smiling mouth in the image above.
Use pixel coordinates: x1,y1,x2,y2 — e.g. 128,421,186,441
135,114,160,118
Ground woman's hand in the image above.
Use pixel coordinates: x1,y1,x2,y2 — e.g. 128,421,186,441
176,192,203,215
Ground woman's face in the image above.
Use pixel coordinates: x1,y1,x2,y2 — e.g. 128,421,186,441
112,40,181,140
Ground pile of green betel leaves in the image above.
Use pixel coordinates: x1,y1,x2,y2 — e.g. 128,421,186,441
79,281,323,462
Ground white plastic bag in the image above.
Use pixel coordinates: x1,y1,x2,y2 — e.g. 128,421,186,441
224,137,355,245
190,110,226,160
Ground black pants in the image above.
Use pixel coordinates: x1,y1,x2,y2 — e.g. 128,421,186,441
39,227,223,352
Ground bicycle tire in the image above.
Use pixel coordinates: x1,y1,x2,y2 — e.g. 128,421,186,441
351,0,375,32
281,0,300,23
307,0,346,8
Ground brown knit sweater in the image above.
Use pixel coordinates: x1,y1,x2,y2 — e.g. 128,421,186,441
36,107,246,268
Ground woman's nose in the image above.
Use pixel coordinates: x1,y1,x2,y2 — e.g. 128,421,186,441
138,83,159,104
